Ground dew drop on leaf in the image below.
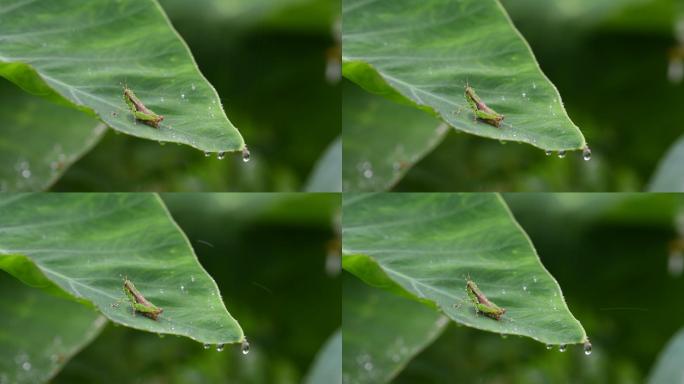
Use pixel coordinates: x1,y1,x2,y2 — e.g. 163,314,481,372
545,150,552,156
216,344,225,352
241,338,250,355
204,151,211,157
546,344,553,350
559,344,567,352
217,152,225,160
583,341,592,355
557,151,566,159
242,147,251,162
203,343,211,349
582,146,592,161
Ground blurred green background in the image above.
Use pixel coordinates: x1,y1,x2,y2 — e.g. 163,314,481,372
50,0,340,191
383,194,684,383
53,193,341,383
385,0,684,191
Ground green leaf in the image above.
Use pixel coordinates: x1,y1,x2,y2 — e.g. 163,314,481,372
0,194,244,345
0,0,245,154
342,0,587,152
647,328,684,384
342,81,448,192
343,273,448,384
0,79,106,192
305,136,342,192
342,193,587,345
648,135,684,192
304,330,342,384
0,272,107,384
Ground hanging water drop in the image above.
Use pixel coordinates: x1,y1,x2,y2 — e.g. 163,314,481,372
181,93,186,99
217,152,225,160
582,146,592,161
204,151,211,157
545,150,552,156
559,344,567,352
242,147,251,162
216,344,225,352
546,344,553,350
203,343,211,349
583,341,592,355
241,338,250,355
557,151,566,159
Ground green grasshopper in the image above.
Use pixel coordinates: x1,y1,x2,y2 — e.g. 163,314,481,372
466,278,506,320
123,86,164,128
464,85,504,128
123,278,163,320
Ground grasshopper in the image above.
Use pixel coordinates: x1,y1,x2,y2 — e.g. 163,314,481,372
123,278,163,320
464,85,504,128
466,278,506,320
123,86,164,128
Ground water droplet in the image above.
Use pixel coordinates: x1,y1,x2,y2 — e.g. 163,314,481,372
522,92,527,98
363,362,373,371
532,82,537,89
191,275,195,283
216,344,225,352
242,147,251,162
557,151,566,159
217,152,225,160
546,344,553,350
363,169,373,179
22,362,31,371
559,344,567,352
203,343,211,349
523,285,528,291
180,285,185,292
158,333,165,338
181,93,186,99
582,147,592,161
204,151,211,157
545,150,552,156
191,83,196,91
158,141,166,146
21,169,31,178
583,341,592,355
241,338,250,355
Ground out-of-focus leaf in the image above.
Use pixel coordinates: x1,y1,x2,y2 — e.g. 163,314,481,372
343,274,447,384
342,193,588,345
305,137,342,192
304,330,342,384
647,329,684,383
0,0,244,154
342,0,587,152
342,81,447,192
648,136,684,192
0,273,107,384
0,194,243,345
0,79,105,192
